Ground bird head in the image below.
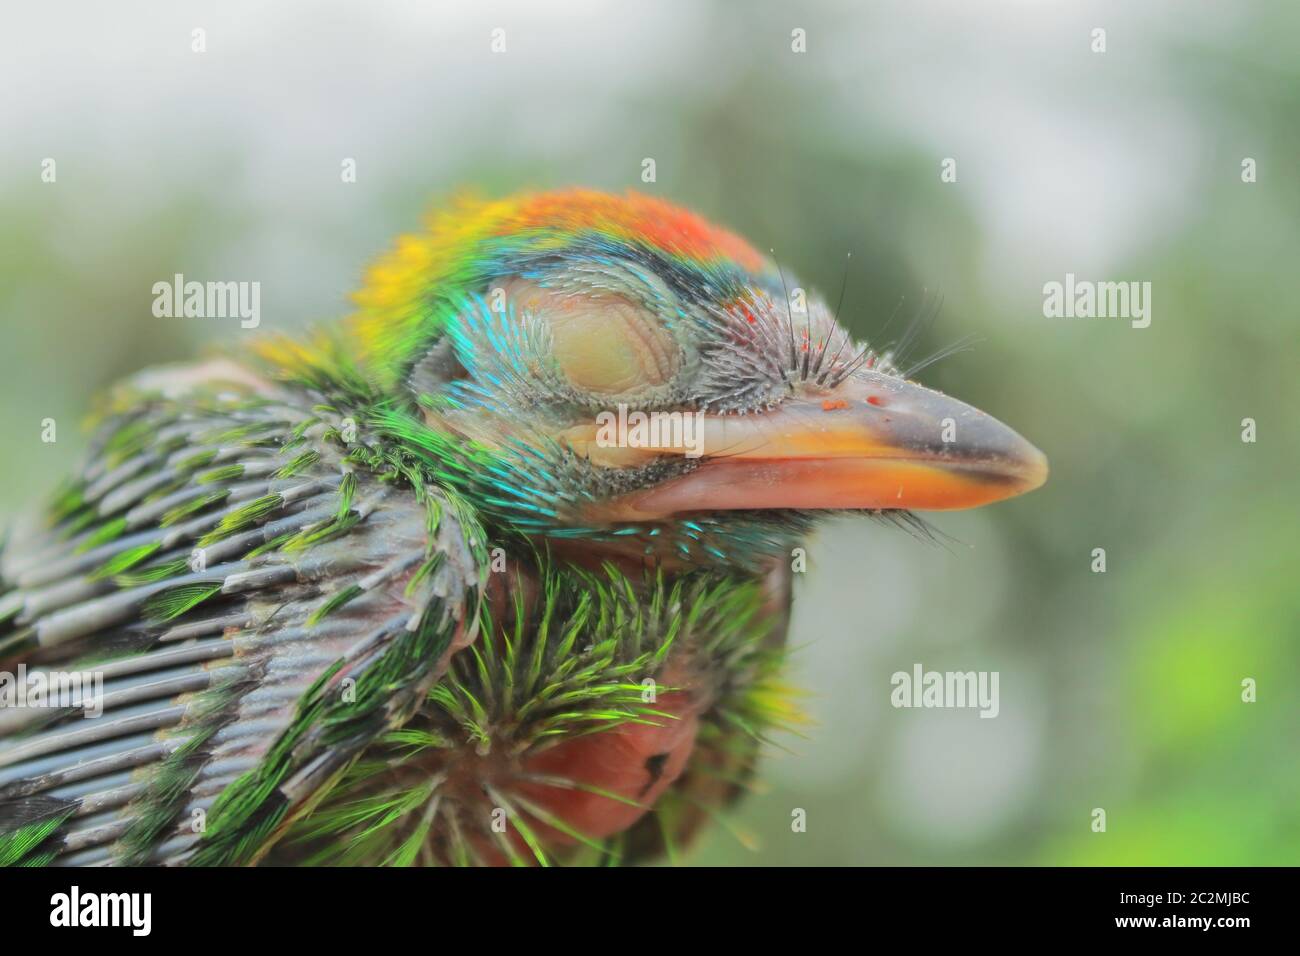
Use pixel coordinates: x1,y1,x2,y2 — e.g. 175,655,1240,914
287,189,1047,567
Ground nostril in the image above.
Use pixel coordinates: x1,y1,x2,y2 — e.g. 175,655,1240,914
866,395,886,407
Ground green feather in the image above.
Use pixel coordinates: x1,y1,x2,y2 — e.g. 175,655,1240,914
76,516,127,553
199,493,283,546
88,541,161,581
275,451,321,479
307,583,364,626
197,464,245,484
0,806,76,866
144,582,224,622
113,557,191,587
161,490,230,527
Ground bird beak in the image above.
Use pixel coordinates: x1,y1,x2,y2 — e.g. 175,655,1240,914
590,370,1048,519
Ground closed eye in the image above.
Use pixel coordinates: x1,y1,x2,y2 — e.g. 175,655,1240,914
502,278,680,396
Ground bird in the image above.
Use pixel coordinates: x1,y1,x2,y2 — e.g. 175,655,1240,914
0,188,1047,866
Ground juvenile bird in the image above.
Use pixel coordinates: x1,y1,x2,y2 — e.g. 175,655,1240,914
0,189,1047,866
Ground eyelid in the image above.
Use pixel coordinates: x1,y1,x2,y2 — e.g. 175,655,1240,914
502,278,680,395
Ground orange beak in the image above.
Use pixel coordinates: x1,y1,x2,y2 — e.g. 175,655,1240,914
581,371,1048,520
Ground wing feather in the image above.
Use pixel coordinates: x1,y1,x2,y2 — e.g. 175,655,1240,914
0,362,484,865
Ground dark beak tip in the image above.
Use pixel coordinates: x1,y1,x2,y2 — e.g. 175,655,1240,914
940,416,1048,500
1004,438,1049,494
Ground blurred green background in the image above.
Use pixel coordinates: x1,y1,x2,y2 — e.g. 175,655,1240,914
1,1,1295,865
